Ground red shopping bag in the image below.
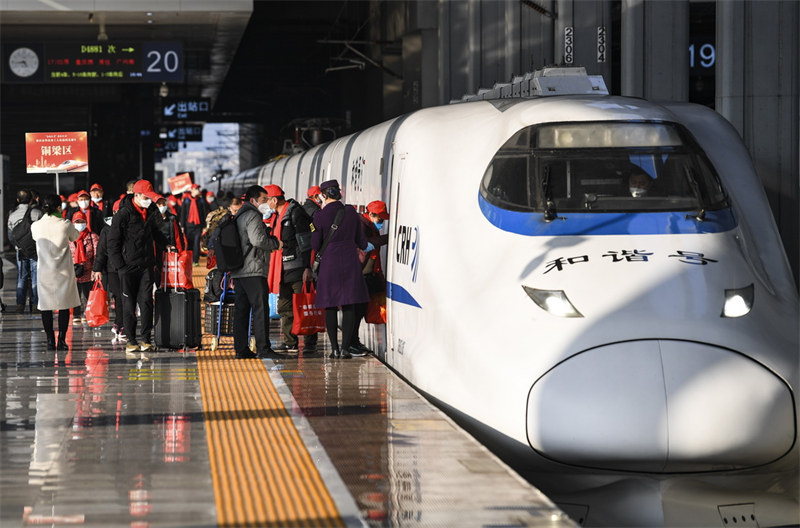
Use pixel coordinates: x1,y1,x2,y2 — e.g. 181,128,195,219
291,282,326,335
163,250,194,290
365,292,387,324
85,281,109,327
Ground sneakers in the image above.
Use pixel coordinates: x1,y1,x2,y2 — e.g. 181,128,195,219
139,342,154,352
349,343,372,357
125,342,140,359
273,343,299,353
72,317,81,324
257,348,284,360
329,349,352,359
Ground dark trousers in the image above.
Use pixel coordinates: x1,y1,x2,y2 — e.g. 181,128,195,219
186,225,203,263
106,271,124,331
73,281,92,317
41,309,70,342
325,304,357,353
119,266,154,345
277,281,318,348
233,276,270,355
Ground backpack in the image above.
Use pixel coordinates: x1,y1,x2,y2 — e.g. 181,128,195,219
10,206,38,260
201,206,231,251
208,214,249,272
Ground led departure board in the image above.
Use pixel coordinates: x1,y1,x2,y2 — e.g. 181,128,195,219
3,42,183,83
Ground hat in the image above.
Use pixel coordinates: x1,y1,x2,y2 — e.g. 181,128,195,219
77,189,90,198
90,183,103,191
190,183,201,190
319,180,339,191
72,211,86,222
132,179,161,201
59,195,66,202
206,190,215,197
366,200,390,220
263,184,284,198
307,185,321,197
68,193,78,202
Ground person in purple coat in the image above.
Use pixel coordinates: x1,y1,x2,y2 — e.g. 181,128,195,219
311,180,369,359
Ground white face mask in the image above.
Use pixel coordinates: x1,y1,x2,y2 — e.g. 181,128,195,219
206,197,214,203
78,200,90,209
630,187,647,198
139,198,152,209
91,196,102,203
258,203,274,217
158,205,168,214
74,223,87,232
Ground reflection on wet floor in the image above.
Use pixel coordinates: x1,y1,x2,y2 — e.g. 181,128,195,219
0,260,571,527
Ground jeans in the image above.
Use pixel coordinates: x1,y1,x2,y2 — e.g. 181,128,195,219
16,255,37,307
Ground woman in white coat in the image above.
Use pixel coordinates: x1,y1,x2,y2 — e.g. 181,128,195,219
31,194,81,350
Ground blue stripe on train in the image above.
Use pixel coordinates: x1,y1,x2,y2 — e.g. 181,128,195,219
478,194,736,236
387,282,421,308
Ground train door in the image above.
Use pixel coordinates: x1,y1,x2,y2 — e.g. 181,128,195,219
385,154,405,365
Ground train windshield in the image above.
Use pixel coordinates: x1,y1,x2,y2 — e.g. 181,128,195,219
480,122,728,213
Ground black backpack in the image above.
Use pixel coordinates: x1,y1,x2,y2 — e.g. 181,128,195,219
209,214,249,273
10,206,38,260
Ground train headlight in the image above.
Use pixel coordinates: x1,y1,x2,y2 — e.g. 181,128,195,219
722,284,754,318
522,286,583,318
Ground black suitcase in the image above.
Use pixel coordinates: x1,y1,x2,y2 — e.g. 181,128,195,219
154,288,202,349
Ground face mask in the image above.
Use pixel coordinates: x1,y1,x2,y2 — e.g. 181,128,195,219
74,223,87,232
61,202,67,210
78,200,90,209
258,203,274,217
630,187,647,198
207,197,214,204
373,221,384,230
91,196,102,203
158,205,168,214
139,198,152,209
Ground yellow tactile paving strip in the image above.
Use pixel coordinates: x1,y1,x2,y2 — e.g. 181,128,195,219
192,260,345,527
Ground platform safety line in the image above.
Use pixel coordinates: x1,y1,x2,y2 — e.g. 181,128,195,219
196,345,345,528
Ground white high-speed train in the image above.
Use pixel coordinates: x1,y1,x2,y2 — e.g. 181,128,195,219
225,70,799,526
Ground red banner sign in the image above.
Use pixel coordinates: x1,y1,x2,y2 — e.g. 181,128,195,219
168,172,193,194
25,131,89,173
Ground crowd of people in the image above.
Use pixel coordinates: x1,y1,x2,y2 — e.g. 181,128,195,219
5,178,390,362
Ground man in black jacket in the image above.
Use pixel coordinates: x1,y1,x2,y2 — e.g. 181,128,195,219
106,180,169,360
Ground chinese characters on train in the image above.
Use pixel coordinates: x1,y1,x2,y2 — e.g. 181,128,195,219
544,250,718,273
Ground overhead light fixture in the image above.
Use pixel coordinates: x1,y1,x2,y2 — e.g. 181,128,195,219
159,83,169,97
88,12,94,23
97,13,108,41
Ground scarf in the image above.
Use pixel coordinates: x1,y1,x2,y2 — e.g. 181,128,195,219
133,201,148,221
73,229,88,264
267,205,289,294
187,197,201,225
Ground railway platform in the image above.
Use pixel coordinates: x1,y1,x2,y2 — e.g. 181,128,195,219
0,255,573,527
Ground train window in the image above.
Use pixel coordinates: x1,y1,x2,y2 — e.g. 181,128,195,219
480,121,728,214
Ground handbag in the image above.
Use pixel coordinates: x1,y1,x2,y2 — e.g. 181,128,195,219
365,292,387,324
363,271,385,294
291,282,326,335
162,249,194,290
85,280,110,327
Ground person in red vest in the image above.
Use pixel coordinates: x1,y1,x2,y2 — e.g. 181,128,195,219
69,190,105,235
179,183,208,266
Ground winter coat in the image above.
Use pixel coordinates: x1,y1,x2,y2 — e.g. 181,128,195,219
70,231,100,283
93,227,119,274
180,196,208,229
302,198,321,220
107,195,168,272
311,201,369,308
31,214,80,311
230,201,280,279
273,199,313,284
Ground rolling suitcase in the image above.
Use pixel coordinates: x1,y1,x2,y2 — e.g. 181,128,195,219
155,254,202,350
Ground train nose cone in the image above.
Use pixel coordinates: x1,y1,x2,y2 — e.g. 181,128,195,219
527,340,795,472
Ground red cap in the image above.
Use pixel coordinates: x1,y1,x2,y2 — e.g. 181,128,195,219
68,193,78,202
190,183,201,190
263,184,284,198
90,183,103,191
132,179,161,201
366,200,390,220
307,185,321,197
59,195,66,202
77,189,90,198
72,211,86,222
206,190,215,197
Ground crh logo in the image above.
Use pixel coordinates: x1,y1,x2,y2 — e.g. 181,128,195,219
350,156,364,193
395,224,419,282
